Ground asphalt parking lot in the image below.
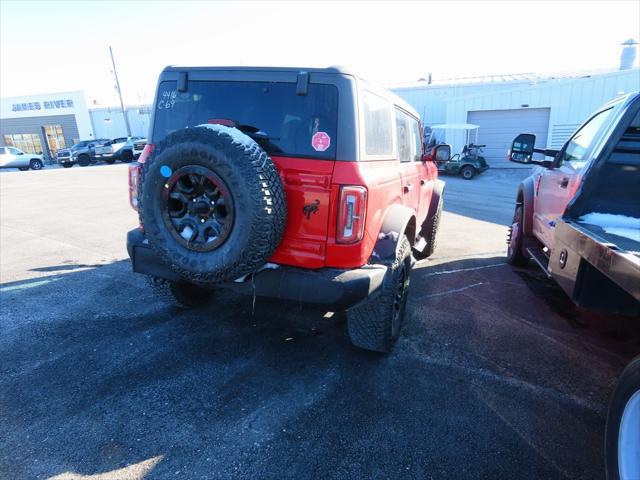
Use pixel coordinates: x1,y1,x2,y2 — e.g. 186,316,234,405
1,165,639,480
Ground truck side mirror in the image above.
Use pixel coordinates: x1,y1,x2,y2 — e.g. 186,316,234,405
508,133,536,164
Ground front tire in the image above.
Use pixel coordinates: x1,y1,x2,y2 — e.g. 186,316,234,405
606,356,640,480
148,276,213,308
460,165,475,180
506,204,529,266
29,159,43,170
347,235,413,353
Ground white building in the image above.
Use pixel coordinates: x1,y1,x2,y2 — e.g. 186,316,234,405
392,68,640,167
89,105,151,140
0,91,94,159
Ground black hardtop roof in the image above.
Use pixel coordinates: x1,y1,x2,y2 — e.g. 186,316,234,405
161,65,420,120
162,65,356,76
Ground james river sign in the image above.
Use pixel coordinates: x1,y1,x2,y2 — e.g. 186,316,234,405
11,99,74,112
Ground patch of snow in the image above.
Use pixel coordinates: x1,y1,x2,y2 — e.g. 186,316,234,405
579,212,640,242
196,123,257,149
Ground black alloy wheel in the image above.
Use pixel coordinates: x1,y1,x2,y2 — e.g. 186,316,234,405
161,165,235,252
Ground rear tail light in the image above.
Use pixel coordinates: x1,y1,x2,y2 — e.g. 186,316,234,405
138,143,154,164
128,164,141,211
336,186,367,244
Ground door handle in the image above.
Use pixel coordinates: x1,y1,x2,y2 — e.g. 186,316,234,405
403,183,413,193
558,177,569,188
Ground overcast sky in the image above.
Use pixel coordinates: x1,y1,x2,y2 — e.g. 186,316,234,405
1,0,639,106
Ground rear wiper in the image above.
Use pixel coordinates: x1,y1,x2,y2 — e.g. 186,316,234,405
237,124,280,141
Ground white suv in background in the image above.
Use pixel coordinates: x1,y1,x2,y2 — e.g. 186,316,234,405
0,146,45,171
94,136,145,164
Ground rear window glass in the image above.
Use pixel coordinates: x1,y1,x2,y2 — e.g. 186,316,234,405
153,80,338,160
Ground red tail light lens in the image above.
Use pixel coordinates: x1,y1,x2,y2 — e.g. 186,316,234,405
128,164,141,211
337,186,367,244
138,143,154,164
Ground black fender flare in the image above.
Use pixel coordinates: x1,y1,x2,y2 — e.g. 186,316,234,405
421,179,445,233
371,204,416,263
517,177,535,237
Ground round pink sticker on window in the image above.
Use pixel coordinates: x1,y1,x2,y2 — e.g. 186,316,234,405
311,131,331,152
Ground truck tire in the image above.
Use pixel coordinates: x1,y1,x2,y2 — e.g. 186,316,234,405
414,196,442,260
77,154,90,166
347,235,412,353
29,159,43,170
506,204,529,266
148,276,213,308
140,125,286,285
605,356,640,480
461,165,475,180
121,150,134,163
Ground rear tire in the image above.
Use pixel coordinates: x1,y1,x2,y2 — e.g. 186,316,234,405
461,165,475,180
148,276,213,308
414,196,442,260
506,204,529,266
605,356,640,480
29,159,43,170
121,150,134,163
347,235,413,353
140,125,286,285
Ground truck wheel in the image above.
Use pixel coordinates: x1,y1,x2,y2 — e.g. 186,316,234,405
461,165,475,180
140,125,286,284
77,154,90,166
506,204,529,266
605,356,640,480
414,196,442,260
347,235,412,353
29,159,43,170
121,151,134,163
148,276,213,308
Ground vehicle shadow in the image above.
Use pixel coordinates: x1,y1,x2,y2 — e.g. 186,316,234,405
1,256,637,479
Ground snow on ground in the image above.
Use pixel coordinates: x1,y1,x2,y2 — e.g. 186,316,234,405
579,212,640,242
197,123,258,149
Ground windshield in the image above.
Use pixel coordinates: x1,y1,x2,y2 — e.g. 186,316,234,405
153,80,339,160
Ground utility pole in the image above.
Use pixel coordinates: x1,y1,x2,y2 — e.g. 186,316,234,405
109,46,131,136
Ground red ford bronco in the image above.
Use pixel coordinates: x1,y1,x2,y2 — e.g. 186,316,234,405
126,66,449,352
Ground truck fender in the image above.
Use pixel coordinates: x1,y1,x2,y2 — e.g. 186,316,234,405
517,178,535,237
422,179,445,232
371,204,416,263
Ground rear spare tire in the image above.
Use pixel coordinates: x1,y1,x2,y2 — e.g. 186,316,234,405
140,125,286,284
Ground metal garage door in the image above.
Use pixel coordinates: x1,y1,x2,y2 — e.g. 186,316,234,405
467,108,550,168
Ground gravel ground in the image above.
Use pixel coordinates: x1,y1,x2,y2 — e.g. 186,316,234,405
1,164,638,479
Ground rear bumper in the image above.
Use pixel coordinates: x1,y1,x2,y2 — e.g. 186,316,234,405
127,229,387,310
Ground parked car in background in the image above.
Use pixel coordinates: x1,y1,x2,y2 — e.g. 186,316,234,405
132,138,147,159
95,136,145,164
0,146,44,171
56,139,110,167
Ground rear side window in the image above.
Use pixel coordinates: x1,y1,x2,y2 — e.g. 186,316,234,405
363,91,393,157
153,80,338,160
395,108,421,162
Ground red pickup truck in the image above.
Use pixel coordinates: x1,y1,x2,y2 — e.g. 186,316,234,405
506,92,640,480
